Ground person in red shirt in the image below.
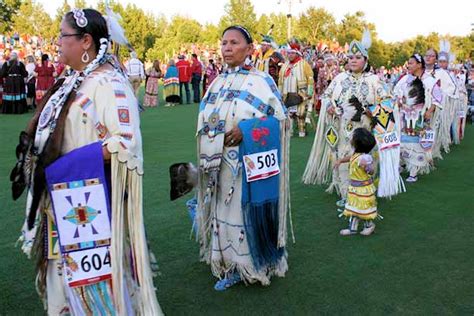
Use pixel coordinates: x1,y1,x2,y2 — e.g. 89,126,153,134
34,54,56,105
176,55,191,104
190,53,202,103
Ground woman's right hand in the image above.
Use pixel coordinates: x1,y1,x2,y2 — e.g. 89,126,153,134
224,127,243,147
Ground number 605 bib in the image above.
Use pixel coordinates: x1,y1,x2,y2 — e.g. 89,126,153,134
243,149,280,182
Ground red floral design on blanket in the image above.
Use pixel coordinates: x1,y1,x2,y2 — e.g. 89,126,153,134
251,126,270,146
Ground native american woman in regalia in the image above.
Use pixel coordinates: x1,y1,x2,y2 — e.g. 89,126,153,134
9,8,162,315
315,53,340,101
452,64,469,143
424,47,458,158
303,30,404,205
437,41,466,145
197,25,292,291
393,53,443,183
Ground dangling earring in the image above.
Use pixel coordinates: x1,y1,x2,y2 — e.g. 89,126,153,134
244,55,252,67
81,51,90,63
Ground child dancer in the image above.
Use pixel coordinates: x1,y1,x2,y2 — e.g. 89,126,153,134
334,128,378,236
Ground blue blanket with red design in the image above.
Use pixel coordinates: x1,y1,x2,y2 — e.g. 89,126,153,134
239,116,284,270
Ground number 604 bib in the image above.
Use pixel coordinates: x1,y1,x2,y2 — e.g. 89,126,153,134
45,142,113,289
49,177,112,288
243,149,280,182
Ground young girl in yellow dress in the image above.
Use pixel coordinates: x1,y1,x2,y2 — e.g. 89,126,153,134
334,128,378,236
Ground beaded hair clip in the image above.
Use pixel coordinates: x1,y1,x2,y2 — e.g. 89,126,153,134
413,53,423,63
73,8,88,28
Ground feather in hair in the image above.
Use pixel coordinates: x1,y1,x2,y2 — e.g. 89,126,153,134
361,28,372,50
104,6,130,48
439,39,451,53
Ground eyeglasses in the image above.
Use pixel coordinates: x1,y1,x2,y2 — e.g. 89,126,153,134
58,33,82,39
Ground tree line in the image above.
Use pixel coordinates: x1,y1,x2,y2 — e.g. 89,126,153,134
1,0,473,67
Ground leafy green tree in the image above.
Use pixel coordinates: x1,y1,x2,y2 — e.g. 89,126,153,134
336,11,392,67
387,41,413,66
120,4,162,59
368,39,391,68
336,11,377,46
53,0,72,35
201,23,220,46
451,34,474,61
95,0,125,16
73,0,87,8
295,7,336,45
147,15,202,61
218,0,257,36
12,0,54,38
255,14,271,39
5,0,473,67
267,13,289,45
0,0,21,33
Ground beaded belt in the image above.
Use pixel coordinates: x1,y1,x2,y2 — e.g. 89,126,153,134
350,179,373,187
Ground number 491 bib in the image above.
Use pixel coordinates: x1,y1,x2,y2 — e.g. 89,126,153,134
243,149,280,182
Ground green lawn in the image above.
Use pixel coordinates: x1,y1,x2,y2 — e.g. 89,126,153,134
1,99,473,315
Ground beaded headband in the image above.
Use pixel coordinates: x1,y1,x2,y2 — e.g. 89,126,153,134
438,51,449,61
224,25,253,44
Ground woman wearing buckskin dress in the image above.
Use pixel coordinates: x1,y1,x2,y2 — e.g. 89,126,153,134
303,30,389,206
196,25,291,291
10,9,162,315
393,53,443,183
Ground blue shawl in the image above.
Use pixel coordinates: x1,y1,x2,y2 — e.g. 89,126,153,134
164,65,178,79
239,116,284,271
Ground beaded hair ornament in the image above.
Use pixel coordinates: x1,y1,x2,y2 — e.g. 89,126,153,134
72,8,88,28
413,53,423,63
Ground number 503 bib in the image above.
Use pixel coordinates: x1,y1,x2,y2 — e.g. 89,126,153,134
243,149,280,182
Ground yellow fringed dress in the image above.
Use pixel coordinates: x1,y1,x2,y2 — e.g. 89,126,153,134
342,153,378,220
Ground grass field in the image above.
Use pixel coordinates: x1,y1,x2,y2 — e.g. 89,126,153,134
1,93,474,315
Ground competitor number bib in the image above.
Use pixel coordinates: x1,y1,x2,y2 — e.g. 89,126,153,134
64,246,112,287
378,131,400,151
46,142,113,289
243,149,280,182
420,129,435,143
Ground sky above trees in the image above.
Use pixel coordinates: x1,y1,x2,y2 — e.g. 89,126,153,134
1,0,473,66
37,0,473,42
